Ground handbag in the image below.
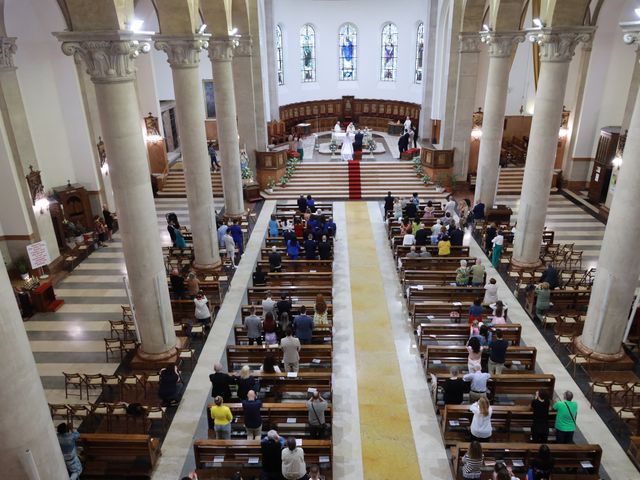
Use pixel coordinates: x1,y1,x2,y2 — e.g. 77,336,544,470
564,401,577,425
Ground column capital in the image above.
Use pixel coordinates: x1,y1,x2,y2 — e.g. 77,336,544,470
208,36,235,62
234,36,253,57
622,22,640,52
155,34,210,68
527,27,594,62
0,37,17,71
55,31,151,83
479,30,525,58
458,32,481,53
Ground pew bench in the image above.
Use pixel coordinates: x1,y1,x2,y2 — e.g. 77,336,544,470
77,433,161,478
417,323,522,350
257,259,333,272
194,439,332,479
424,345,537,373
431,374,555,403
266,271,333,286
239,372,332,401
248,287,333,305
234,326,333,345
227,345,333,370
400,257,477,271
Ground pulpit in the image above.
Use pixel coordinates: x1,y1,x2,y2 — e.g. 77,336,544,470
486,205,513,225
31,281,64,312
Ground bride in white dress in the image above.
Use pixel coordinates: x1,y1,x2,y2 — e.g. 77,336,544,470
341,132,354,161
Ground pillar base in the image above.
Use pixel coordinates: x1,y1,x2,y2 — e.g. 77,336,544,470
223,212,245,221
131,338,189,371
510,257,542,270
135,345,178,362
574,335,626,362
192,260,223,273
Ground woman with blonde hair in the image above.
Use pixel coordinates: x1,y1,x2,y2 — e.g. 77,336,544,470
210,395,233,439
470,396,493,442
314,294,329,325
456,259,469,286
235,365,258,401
535,282,551,320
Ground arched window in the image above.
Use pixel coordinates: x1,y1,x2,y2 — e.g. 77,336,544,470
380,22,398,82
339,23,357,81
414,22,425,83
276,24,284,85
300,24,316,83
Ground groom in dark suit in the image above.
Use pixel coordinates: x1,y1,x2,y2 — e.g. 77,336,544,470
398,132,410,155
354,130,364,152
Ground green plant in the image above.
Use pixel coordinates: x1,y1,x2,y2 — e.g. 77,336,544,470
266,178,276,189
421,174,431,185
15,258,28,275
449,173,458,190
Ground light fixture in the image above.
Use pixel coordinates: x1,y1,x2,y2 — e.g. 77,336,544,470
482,24,490,32
635,8,640,17
471,128,483,140
228,27,238,36
471,107,483,140
101,162,109,176
198,24,207,34
612,155,623,168
533,18,544,29
129,18,144,32
558,127,569,139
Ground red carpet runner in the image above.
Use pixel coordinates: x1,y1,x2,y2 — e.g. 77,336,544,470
347,160,362,199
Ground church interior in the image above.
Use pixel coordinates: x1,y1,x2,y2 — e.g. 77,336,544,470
2,0,640,479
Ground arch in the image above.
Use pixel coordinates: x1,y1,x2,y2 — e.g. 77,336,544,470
540,0,591,27
490,0,528,31
380,22,398,82
230,0,250,35
152,0,200,35
460,0,485,32
57,0,132,31
338,22,357,81
276,23,284,85
200,0,232,37
414,21,425,83
300,23,316,83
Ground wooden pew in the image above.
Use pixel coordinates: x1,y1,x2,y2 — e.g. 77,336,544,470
417,323,522,349
524,288,591,316
248,287,332,304
241,304,333,319
432,374,555,402
400,257,476,271
78,433,161,477
424,345,537,373
395,245,470,258
194,439,332,479
256,259,333,272
241,372,332,401
266,272,333,286
411,302,475,327
407,286,485,305
451,443,602,480
227,345,332,370
234,326,333,345
402,270,466,289
441,405,556,444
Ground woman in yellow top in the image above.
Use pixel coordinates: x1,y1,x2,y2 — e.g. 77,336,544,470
438,234,451,256
210,395,233,439
313,293,329,325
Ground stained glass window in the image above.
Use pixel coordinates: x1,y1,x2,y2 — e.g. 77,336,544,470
415,22,424,83
276,24,284,85
339,23,357,81
300,24,316,83
380,23,398,82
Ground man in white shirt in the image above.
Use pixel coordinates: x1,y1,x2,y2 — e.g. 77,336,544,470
334,121,341,132
223,230,236,268
193,292,211,326
280,329,301,372
262,292,276,317
402,232,415,246
403,116,412,133
463,365,491,403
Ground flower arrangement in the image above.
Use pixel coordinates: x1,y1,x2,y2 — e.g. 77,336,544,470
329,140,338,153
267,178,277,190
413,157,423,176
240,150,254,182
367,139,377,152
421,174,432,185
287,150,300,159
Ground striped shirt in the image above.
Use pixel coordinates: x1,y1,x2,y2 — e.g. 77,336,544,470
461,453,483,478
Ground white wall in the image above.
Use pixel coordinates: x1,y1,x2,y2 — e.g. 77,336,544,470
273,0,426,106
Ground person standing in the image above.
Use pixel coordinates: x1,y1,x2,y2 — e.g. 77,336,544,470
384,191,395,217
262,292,277,317
403,115,412,133
470,259,486,286
158,365,181,406
318,235,332,260
281,437,307,480
208,141,220,171
341,132,354,161
242,390,263,439
469,397,493,442
411,125,419,148
269,246,282,272
209,363,233,402
269,214,280,237
230,219,244,255
528,444,555,480
217,222,228,247
307,390,328,439
224,229,237,268
210,396,233,439
398,132,410,155
102,204,115,239
553,391,578,443
354,129,364,152
186,272,200,298
472,200,485,221
443,367,467,405
535,282,551,320
488,329,508,375
483,278,499,305
530,390,551,443
491,230,504,268
456,260,470,286
540,262,560,290
463,365,491,403
304,234,318,260
461,440,483,480
261,430,286,480
294,136,304,161
281,329,301,372
245,306,263,345
293,306,314,344
57,423,82,480
194,291,211,327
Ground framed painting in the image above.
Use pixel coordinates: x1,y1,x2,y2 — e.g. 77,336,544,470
202,80,216,119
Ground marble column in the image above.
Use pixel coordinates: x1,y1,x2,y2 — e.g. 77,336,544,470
233,36,259,169
155,35,221,270
0,261,68,478
576,26,640,359
263,0,279,121
418,0,438,143
208,37,244,218
474,31,525,206
511,28,592,268
450,33,481,179
249,2,268,150
0,37,61,261
58,32,176,359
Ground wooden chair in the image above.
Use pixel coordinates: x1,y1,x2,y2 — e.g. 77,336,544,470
68,404,91,430
89,402,110,429
121,339,139,356
565,351,592,376
50,404,70,425
108,403,129,433
101,374,121,399
85,374,104,399
145,406,168,434
120,374,145,401
142,372,160,399
178,348,197,370
109,320,127,339
105,338,123,361
121,305,133,321
63,372,84,399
